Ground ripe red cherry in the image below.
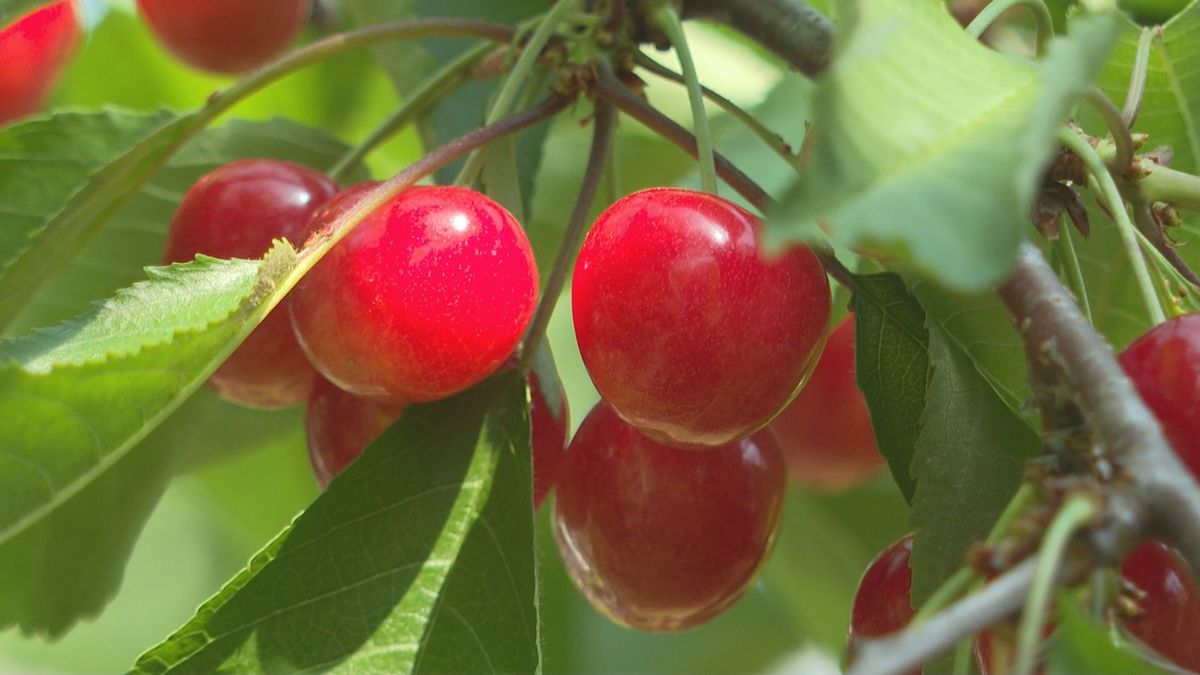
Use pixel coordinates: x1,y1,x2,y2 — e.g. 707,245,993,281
572,188,831,448
306,377,404,488
289,185,539,404
136,0,309,74
530,369,569,508
850,534,915,640
770,315,884,488
0,1,80,126
1121,540,1200,670
162,159,338,408
1118,313,1200,480
553,401,785,631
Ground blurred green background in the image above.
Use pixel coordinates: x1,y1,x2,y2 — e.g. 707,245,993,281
0,1,911,672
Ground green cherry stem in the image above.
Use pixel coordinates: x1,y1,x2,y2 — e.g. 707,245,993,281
1123,27,1155,127
517,100,617,375
649,1,719,194
965,0,1053,56
1053,220,1093,324
327,41,494,182
1083,88,1133,174
635,52,800,170
1014,494,1098,675
454,0,580,187
1058,126,1166,325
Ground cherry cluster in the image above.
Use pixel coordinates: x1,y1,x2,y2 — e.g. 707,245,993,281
847,314,1200,671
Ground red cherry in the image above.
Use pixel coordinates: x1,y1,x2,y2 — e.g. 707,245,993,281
530,369,568,508
770,315,884,488
572,188,831,448
553,401,785,631
0,1,80,126
163,159,338,408
1118,313,1200,480
1121,540,1200,670
136,0,309,74
289,185,539,404
850,534,915,640
306,377,404,488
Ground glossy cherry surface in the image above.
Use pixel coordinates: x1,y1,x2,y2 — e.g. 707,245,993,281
306,377,404,488
770,315,884,488
163,159,338,408
554,401,785,631
0,1,80,126
530,370,569,508
849,534,915,640
136,0,309,74
572,188,831,448
290,185,538,404
1121,540,1200,670
1118,313,1200,481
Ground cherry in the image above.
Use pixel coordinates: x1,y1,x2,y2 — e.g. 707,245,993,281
572,188,831,448
162,159,338,408
306,377,405,489
553,401,785,631
0,1,80,126
849,534,915,641
289,185,539,404
1118,313,1200,481
136,0,310,74
529,369,569,508
769,315,884,489
1121,540,1200,671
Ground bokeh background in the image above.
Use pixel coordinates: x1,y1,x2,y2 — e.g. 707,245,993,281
0,1,913,672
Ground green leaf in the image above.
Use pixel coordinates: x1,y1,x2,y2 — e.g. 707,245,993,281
850,273,930,503
1048,596,1170,674
0,246,297,635
908,322,1040,603
345,0,550,200
768,0,1120,291
134,373,537,674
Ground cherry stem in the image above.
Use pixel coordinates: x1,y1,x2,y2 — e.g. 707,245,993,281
1052,219,1093,324
1059,127,1166,325
964,0,1053,57
516,101,617,376
648,2,718,194
1084,88,1134,175
592,61,859,290
327,42,494,182
454,0,580,187
1015,494,1098,675
1122,27,1155,128
634,52,801,169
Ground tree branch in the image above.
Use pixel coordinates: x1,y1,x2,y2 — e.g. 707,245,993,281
681,0,833,77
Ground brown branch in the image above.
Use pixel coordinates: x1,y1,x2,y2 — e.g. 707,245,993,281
681,0,833,77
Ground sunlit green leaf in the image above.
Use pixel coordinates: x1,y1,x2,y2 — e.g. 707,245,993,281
1049,595,1170,674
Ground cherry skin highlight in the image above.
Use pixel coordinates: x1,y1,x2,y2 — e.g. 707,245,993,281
0,1,80,126
162,159,338,408
553,401,785,631
306,378,405,489
1118,313,1200,481
1121,540,1200,671
770,315,884,489
572,188,831,448
136,0,310,74
289,185,539,404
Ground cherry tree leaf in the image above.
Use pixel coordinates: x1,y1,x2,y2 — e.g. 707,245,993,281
769,0,1119,291
1049,596,1171,674
134,373,537,674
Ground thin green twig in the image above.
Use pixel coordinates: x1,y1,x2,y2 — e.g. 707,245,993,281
454,0,579,186
1083,87,1133,174
1014,494,1098,675
965,0,1054,56
1054,221,1093,324
1122,27,1155,128
1059,127,1166,325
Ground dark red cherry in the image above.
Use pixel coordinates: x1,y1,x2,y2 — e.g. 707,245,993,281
162,159,338,408
530,369,568,508
1118,313,1200,481
0,1,80,126
553,401,785,631
306,377,404,488
850,534,915,639
770,315,884,488
1121,540,1200,670
572,188,831,448
289,185,538,404
136,0,310,74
